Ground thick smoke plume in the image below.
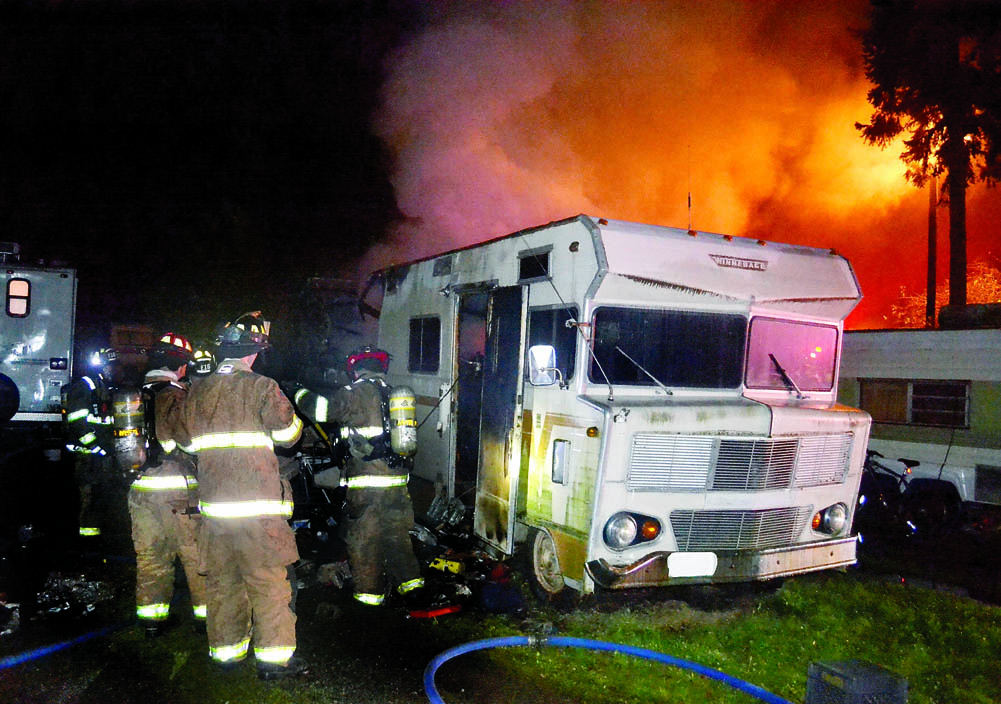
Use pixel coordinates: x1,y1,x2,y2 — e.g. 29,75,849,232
366,0,1000,327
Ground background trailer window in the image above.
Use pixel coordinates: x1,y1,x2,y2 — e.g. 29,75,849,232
859,378,970,428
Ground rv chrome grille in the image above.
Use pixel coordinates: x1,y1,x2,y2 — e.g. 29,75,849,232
670,507,812,551
713,438,797,490
791,434,853,487
627,433,852,491
628,435,713,490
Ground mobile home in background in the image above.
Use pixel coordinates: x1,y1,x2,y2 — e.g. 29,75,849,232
367,215,871,598
839,328,1001,517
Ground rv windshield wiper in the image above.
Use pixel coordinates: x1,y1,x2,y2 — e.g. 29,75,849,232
768,353,804,399
615,346,673,395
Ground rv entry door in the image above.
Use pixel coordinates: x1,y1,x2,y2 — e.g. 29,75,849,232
474,285,527,555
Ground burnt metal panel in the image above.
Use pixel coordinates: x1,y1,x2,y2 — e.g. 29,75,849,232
474,286,526,554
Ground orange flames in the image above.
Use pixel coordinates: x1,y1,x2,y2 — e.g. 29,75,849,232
358,0,1000,329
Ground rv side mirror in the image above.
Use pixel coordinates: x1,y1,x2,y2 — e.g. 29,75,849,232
528,345,559,386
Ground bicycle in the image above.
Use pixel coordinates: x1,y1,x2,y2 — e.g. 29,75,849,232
856,448,962,540
854,449,919,541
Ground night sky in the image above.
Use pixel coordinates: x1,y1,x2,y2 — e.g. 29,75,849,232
2,0,1000,349
1,0,414,342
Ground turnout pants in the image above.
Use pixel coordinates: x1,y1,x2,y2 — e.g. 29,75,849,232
345,485,423,603
75,453,115,537
202,516,299,665
129,488,206,623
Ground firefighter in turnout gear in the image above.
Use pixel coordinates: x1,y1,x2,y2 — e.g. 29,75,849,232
128,332,206,638
62,347,118,539
180,312,307,680
293,346,427,610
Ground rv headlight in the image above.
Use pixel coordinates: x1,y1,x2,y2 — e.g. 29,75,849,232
812,503,849,536
603,513,637,549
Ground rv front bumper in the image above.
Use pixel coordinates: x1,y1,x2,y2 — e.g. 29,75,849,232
585,536,857,589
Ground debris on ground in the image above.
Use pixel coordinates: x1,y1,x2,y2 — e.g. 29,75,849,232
31,572,116,620
0,601,19,636
315,560,352,589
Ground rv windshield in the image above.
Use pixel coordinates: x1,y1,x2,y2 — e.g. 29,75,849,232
745,317,838,392
588,307,746,388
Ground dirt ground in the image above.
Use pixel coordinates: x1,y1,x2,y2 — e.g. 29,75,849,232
0,549,584,704
0,447,561,704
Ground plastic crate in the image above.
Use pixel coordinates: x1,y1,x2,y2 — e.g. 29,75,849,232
806,660,908,704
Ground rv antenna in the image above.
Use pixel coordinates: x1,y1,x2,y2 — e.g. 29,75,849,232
687,144,693,232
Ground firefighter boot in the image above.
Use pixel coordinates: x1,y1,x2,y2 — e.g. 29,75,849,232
257,656,308,681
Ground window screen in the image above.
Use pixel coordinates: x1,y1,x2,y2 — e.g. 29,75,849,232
859,378,969,428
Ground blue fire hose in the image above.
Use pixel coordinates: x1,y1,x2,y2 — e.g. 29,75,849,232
424,635,795,704
0,624,123,670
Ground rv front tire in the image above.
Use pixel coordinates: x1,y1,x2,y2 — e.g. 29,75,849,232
523,527,566,602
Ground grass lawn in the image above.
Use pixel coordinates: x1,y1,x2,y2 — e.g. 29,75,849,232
4,563,997,703
427,571,1001,704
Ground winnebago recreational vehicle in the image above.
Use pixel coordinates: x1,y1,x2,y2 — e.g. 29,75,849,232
369,215,870,597
839,328,1001,514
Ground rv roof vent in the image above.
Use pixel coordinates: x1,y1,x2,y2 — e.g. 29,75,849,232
0,242,21,264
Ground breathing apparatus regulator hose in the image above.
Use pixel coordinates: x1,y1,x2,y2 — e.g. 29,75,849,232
423,635,795,704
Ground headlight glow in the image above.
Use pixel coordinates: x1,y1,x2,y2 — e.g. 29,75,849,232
603,513,637,549
812,502,849,536
603,512,662,550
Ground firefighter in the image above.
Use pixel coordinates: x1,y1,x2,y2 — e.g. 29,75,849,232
62,347,118,540
128,332,206,638
293,346,427,611
180,312,306,680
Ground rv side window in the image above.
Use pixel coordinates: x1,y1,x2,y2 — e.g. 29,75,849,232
7,278,29,317
518,247,551,283
859,378,970,428
408,317,441,373
589,307,745,388
527,307,578,382
552,439,570,484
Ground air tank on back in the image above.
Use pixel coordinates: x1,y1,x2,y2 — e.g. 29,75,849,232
113,385,146,471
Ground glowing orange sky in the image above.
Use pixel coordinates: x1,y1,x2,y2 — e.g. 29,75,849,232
362,0,1000,329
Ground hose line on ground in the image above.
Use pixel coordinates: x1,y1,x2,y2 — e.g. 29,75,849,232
424,635,795,704
0,624,124,670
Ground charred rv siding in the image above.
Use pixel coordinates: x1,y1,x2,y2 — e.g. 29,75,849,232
376,215,868,594
1,262,77,423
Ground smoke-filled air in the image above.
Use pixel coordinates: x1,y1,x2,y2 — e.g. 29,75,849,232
363,0,1000,329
